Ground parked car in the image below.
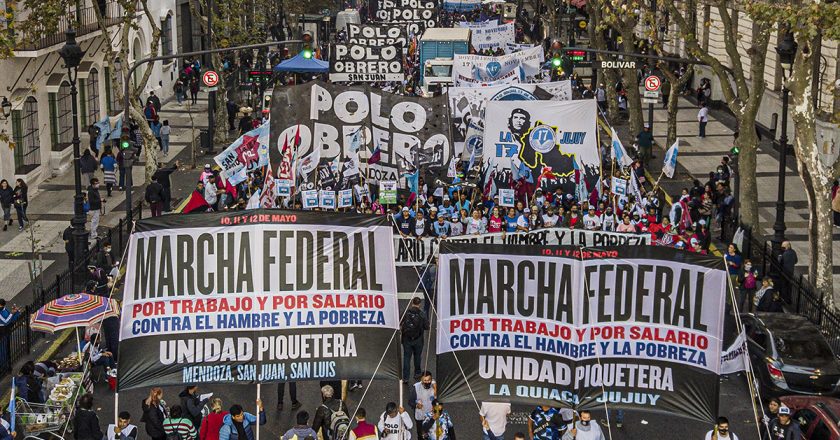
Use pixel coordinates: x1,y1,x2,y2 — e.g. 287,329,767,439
781,396,840,439
742,313,840,397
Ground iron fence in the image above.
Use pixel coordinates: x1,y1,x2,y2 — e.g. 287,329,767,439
723,218,840,354
0,202,142,376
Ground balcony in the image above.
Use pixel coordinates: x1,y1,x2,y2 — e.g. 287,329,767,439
13,2,124,53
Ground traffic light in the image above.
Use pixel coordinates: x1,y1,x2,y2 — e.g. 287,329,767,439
302,31,313,59
730,145,740,156
551,54,562,68
119,127,131,150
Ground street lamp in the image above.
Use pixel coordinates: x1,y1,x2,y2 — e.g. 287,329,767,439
0,97,11,119
58,29,88,278
771,31,796,257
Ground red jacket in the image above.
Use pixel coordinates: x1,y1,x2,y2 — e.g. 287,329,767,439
200,411,228,440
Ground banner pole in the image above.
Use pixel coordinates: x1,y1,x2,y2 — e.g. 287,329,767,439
114,391,119,428
75,328,83,364
256,383,261,440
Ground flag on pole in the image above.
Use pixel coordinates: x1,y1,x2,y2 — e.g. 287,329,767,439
573,161,589,203
182,190,209,214
611,127,634,167
260,167,277,208
662,138,680,178
246,189,261,209
368,146,382,165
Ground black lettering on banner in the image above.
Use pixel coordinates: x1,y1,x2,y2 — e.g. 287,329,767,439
435,243,728,423
347,24,408,47
330,44,405,83
119,212,400,391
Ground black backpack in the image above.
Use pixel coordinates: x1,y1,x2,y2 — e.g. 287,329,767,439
402,309,424,340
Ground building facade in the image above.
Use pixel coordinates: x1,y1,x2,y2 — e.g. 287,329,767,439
0,0,187,189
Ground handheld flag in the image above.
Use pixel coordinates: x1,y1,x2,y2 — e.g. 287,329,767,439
611,127,633,167
182,190,209,214
662,138,680,178
368,146,382,165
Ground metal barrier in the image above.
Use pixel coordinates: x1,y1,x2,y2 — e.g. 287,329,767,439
0,202,142,375
722,218,840,354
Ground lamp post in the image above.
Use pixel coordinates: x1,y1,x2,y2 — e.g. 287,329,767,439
0,97,11,119
58,29,88,277
771,31,796,257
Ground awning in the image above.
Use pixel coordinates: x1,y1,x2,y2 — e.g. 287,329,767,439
8,88,31,111
76,61,95,80
45,73,67,93
273,52,329,73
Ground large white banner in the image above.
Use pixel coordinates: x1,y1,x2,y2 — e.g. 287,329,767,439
452,46,545,87
118,211,400,390
436,244,727,422
450,82,573,160
394,227,650,266
482,99,600,194
470,23,515,52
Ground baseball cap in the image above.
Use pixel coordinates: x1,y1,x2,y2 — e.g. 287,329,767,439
779,406,791,415
402,207,409,212
443,195,450,201
204,164,211,169
430,206,438,212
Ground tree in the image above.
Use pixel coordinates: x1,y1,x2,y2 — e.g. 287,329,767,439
644,1,694,147
666,0,772,228
18,0,162,183
747,0,840,305
91,0,162,184
598,0,645,135
586,0,620,122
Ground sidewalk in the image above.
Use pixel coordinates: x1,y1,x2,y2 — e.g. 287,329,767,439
642,95,840,288
0,94,210,307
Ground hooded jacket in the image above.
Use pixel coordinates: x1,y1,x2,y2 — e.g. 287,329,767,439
218,411,265,440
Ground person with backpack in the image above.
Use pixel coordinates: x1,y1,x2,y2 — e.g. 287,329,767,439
218,401,265,440
142,388,168,440
281,411,318,440
163,405,197,440
401,297,429,383
312,385,350,440
377,402,412,440
178,386,209,430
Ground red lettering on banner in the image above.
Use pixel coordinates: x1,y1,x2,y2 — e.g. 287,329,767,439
170,297,253,314
312,294,386,309
271,295,309,309
629,326,709,349
587,325,625,340
132,301,166,318
450,318,486,333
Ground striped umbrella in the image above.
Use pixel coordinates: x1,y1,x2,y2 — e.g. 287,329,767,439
30,293,120,333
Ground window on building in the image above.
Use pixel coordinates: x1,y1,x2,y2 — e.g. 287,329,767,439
161,14,173,56
87,69,101,125
12,97,41,174
50,81,73,151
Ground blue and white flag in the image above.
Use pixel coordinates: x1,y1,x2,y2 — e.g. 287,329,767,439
662,138,679,178
611,127,633,167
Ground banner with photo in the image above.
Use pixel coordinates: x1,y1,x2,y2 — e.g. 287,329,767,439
330,43,405,82
450,82,573,161
369,0,437,35
347,23,408,47
482,99,600,194
117,211,400,390
394,227,649,266
470,23,515,52
451,46,545,87
436,243,727,423
269,81,453,190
